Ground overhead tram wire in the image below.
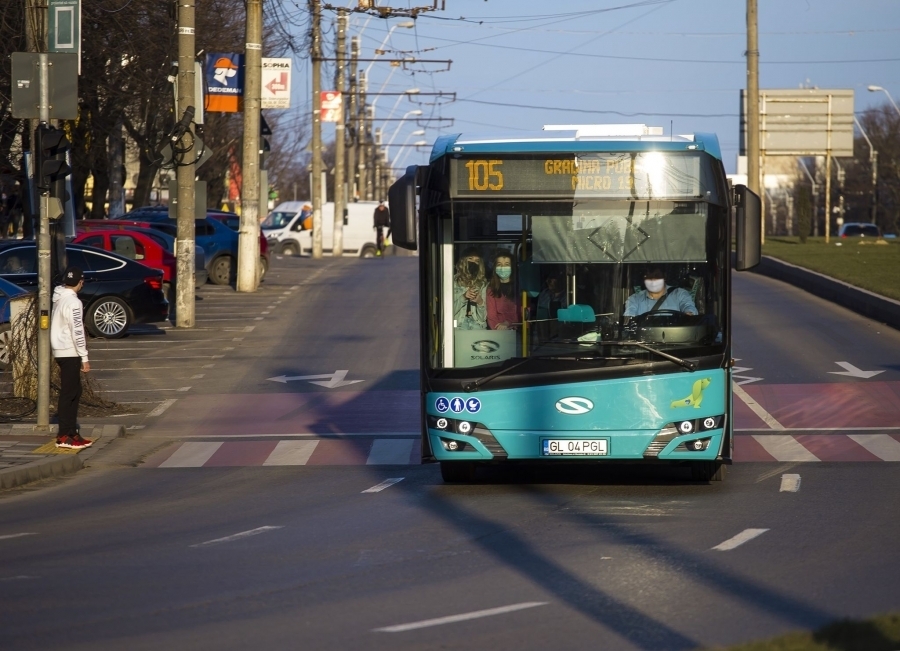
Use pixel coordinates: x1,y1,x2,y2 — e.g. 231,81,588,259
456,99,736,118
411,0,674,24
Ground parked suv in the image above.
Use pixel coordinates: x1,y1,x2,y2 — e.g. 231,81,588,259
120,208,267,285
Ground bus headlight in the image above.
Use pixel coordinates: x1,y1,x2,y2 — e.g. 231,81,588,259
678,420,694,434
457,421,472,434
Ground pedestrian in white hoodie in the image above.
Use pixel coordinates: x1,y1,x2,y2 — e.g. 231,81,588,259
51,266,92,449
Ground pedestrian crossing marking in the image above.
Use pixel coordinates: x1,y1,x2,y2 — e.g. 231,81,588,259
140,434,900,468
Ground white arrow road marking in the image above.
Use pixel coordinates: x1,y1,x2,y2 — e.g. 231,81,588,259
373,602,549,633
779,474,801,492
733,384,784,430
828,362,884,379
362,478,405,493
732,359,763,385
191,526,283,548
712,528,769,551
267,370,365,388
0,533,37,541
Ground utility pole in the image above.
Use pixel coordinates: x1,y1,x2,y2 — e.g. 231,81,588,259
357,72,368,203
347,37,359,203
175,0,197,323
310,0,324,259
24,0,46,241
35,58,51,430
238,0,263,290
746,0,761,243
332,11,347,256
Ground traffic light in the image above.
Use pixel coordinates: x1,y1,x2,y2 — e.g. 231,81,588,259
35,125,71,191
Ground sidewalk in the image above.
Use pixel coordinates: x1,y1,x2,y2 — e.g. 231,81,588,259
0,423,125,490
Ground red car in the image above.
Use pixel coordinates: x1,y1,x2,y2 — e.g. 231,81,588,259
74,229,176,284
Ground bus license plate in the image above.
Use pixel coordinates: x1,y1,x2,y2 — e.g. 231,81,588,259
542,439,608,456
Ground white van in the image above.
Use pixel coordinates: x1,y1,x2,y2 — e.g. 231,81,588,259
262,200,382,257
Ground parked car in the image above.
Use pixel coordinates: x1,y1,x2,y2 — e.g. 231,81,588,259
0,242,168,338
206,211,270,279
76,222,209,287
262,200,381,257
838,222,882,238
120,208,268,285
0,276,31,367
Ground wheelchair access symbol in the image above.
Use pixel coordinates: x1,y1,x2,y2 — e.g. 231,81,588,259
435,397,450,413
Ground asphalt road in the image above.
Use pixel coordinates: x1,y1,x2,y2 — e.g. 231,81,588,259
0,256,898,651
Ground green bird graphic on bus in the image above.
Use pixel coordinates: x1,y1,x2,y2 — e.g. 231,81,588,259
671,377,712,409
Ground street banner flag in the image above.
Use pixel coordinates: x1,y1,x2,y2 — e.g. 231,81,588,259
321,91,342,122
262,58,292,109
205,53,244,113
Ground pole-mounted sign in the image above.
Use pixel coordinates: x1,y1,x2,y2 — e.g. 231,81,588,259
261,58,292,109
49,0,81,73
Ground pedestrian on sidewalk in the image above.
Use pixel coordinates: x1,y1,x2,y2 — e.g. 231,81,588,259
51,266,93,449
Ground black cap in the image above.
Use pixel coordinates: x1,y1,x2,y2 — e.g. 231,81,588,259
63,266,83,286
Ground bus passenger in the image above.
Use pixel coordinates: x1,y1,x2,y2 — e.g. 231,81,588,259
487,250,519,330
453,247,487,329
624,267,697,317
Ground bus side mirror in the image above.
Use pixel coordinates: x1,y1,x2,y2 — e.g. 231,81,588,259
734,184,760,271
388,165,419,251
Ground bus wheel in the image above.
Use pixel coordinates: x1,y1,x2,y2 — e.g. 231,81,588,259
440,461,476,483
691,461,726,482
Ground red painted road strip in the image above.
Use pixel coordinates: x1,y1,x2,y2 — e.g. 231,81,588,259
204,440,281,467
742,381,900,429
793,434,882,462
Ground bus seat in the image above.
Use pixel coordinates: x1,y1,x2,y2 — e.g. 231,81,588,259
556,304,596,323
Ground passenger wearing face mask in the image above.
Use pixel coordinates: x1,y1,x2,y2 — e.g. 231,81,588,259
623,267,697,318
453,248,488,329
487,251,520,330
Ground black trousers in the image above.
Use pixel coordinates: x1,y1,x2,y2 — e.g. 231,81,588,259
56,357,83,437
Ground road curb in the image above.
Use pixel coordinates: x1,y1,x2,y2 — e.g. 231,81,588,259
0,424,125,490
751,255,900,331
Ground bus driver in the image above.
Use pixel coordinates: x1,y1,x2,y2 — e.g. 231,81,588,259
623,267,697,318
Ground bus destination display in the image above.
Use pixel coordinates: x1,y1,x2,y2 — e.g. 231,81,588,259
450,153,702,200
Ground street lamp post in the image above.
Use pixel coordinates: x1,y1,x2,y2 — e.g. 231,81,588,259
386,111,423,147
394,140,428,171
854,116,879,224
867,85,900,117
363,21,415,79
389,129,425,163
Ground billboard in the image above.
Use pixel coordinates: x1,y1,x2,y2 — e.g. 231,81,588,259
205,53,244,113
321,91,342,122
262,58,292,109
740,89,854,157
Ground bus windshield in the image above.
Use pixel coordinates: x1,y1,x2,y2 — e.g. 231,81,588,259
424,197,728,372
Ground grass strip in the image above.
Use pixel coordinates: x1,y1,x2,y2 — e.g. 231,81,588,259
760,237,900,302
701,612,900,651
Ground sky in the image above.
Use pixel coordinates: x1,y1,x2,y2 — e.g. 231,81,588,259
289,0,900,174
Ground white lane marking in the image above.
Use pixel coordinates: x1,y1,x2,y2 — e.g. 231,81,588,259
191,374,205,379
362,478,405,493
753,435,820,462
779,474,801,492
0,575,36,581
829,361,884,379
366,439,415,465
102,387,190,393
224,347,234,351
148,399,177,417
0,533,37,541
712,528,769,551
291,285,300,289
232,337,244,341
267,306,276,309
254,317,264,321
190,526,283,548
733,384,784,430
374,602,549,633
202,364,215,368
738,427,900,432
261,311,270,315
159,442,223,468
262,440,319,466
848,434,900,461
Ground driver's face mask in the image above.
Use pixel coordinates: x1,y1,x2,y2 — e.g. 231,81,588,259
644,278,665,293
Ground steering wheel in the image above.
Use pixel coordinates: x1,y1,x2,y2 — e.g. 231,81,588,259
633,309,689,326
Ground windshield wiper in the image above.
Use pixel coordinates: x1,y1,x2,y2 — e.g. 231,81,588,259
619,340,697,371
462,357,536,392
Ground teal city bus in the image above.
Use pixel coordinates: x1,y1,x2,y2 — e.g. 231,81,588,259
388,124,761,483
